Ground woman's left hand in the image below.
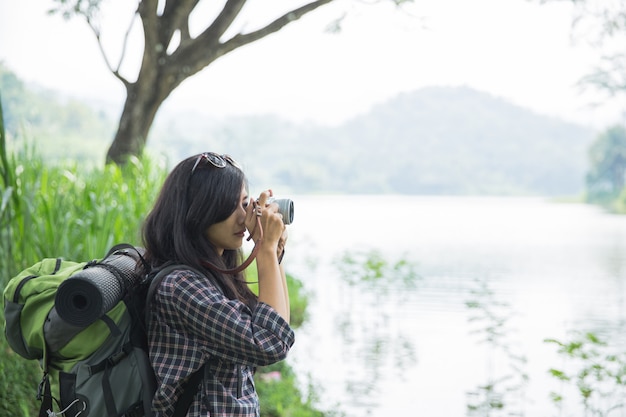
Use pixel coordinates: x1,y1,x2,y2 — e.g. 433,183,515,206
276,228,288,261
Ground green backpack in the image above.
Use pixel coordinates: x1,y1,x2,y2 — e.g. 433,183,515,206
2,244,203,417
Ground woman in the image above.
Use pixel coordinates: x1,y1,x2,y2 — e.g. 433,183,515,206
140,152,295,417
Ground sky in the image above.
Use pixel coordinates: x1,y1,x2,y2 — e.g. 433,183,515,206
1,0,625,130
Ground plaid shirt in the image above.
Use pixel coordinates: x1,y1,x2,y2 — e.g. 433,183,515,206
148,268,295,417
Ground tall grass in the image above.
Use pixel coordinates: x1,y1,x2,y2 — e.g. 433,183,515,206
3,151,167,269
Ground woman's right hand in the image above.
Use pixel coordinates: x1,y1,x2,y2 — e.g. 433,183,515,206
246,190,286,248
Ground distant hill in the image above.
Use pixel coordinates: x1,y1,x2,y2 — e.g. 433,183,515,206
2,62,596,195
154,86,596,196
329,87,596,195
1,64,113,165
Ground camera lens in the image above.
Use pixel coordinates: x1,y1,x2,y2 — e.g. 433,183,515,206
267,198,294,225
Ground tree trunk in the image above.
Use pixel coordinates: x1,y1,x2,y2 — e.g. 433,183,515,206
105,79,166,165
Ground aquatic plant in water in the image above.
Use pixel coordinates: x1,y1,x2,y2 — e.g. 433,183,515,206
546,331,626,417
465,278,528,417
335,249,420,295
331,249,421,414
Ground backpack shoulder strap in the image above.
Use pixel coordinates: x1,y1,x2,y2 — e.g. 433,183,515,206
145,264,208,417
145,264,205,323
173,364,205,417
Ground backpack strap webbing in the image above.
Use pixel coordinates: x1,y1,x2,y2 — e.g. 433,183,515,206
38,311,54,417
104,242,149,271
145,263,206,324
173,364,205,417
147,264,210,417
37,373,53,417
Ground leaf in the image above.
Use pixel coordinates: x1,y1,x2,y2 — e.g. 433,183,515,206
549,368,570,381
0,186,13,214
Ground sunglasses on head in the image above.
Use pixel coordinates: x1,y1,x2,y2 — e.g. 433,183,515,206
191,152,240,174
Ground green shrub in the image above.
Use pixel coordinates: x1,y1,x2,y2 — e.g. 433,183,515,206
256,361,335,417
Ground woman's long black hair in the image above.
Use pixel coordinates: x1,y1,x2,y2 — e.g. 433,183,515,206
140,153,257,307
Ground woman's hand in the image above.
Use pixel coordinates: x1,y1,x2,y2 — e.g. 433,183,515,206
245,190,286,248
276,228,288,262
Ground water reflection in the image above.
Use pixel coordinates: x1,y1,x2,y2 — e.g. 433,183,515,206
465,278,528,417
331,249,420,414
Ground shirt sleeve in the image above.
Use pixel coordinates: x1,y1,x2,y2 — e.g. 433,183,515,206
157,269,295,367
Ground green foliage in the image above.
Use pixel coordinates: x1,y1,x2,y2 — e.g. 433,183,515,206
542,0,626,98
586,125,626,208
0,150,167,274
246,262,309,329
0,89,42,417
49,0,103,21
256,361,336,417
546,331,626,417
0,352,39,417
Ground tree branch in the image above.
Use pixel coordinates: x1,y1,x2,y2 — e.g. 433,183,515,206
191,0,248,49
138,0,162,79
220,0,335,55
116,7,140,77
582,54,626,96
84,13,130,86
171,0,333,78
160,0,199,44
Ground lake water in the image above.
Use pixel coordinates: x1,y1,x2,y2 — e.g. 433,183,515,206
282,195,626,417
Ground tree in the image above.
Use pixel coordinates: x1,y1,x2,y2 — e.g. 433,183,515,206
537,2,626,208
50,0,410,165
537,1,626,99
586,125,626,202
